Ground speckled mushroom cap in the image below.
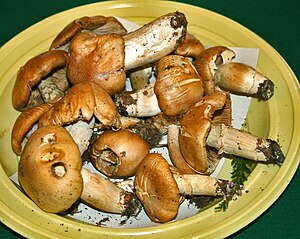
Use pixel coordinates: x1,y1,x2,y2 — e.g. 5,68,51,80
67,32,126,96
11,103,52,155
38,81,121,130
12,50,68,111
194,46,235,95
91,129,149,178
134,153,181,223
50,15,127,50
18,125,83,213
154,54,204,116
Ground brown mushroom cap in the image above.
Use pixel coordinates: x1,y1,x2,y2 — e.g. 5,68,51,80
154,55,204,116
194,46,235,95
38,81,121,130
18,125,83,213
50,15,127,50
174,32,205,58
67,32,126,96
12,50,68,111
11,103,52,155
91,129,149,178
134,153,180,223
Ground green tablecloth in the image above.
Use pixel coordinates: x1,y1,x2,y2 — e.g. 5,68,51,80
0,0,299,238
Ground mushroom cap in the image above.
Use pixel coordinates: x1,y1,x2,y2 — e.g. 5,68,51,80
174,32,205,58
154,55,204,116
12,50,68,111
67,32,126,96
91,129,149,178
50,15,127,50
18,125,83,213
194,46,235,95
11,103,52,155
38,81,121,130
134,153,180,223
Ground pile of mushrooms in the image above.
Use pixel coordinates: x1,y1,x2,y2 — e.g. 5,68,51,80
11,12,284,224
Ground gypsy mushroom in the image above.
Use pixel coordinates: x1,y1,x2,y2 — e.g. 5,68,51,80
50,15,128,50
11,103,52,155
134,153,228,223
194,46,236,96
154,55,204,116
12,50,68,111
90,129,149,178
67,32,126,96
214,62,274,100
18,125,83,213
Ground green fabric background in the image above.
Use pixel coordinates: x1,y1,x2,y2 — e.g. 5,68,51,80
0,0,299,238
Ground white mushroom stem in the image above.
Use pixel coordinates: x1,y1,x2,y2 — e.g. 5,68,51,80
206,124,285,163
38,78,65,103
123,12,187,70
80,168,133,214
173,174,224,196
115,83,161,117
128,66,152,90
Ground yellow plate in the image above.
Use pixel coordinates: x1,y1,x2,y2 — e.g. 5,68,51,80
0,1,299,238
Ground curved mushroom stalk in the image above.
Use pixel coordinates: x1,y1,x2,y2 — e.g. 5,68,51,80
154,55,204,116
134,153,229,223
194,46,236,96
123,11,187,70
80,168,140,214
18,125,83,213
214,62,274,100
90,129,149,178
50,15,128,50
12,50,68,111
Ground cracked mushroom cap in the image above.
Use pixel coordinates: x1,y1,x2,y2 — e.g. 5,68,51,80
67,32,126,96
11,103,52,155
154,54,204,116
12,50,68,111
134,153,181,223
50,15,127,50
18,125,83,213
194,46,235,95
38,81,121,130
91,129,149,178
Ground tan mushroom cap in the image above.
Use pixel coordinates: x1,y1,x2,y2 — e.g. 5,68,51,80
50,15,127,50
11,103,52,155
38,81,121,130
91,129,149,178
154,55,204,116
67,32,126,96
194,46,235,95
12,50,68,111
134,153,181,223
18,125,83,213
174,32,205,58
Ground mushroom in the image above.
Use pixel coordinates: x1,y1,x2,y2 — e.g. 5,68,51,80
90,129,149,178
154,54,204,116
214,62,274,100
194,46,236,96
134,153,228,223
50,15,128,50
18,125,83,213
12,50,69,111
11,103,52,155
80,168,140,214
67,32,126,96
38,81,121,130
174,32,205,58
128,66,153,91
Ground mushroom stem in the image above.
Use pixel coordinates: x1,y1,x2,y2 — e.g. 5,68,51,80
173,174,224,196
214,62,274,100
128,66,152,90
206,124,285,163
80,168,136,214
38,78,65,104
